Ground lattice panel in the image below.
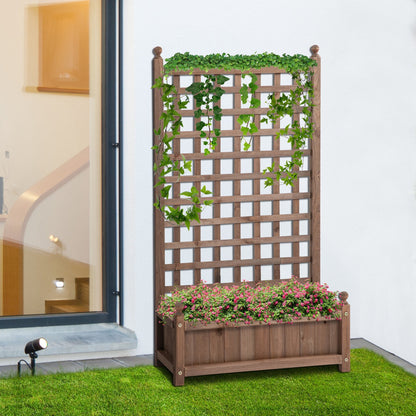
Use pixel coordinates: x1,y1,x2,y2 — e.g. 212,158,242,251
153,47,321,298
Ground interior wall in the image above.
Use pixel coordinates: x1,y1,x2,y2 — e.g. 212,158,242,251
23,168,90,314
122,0,416,365
0,0,90,213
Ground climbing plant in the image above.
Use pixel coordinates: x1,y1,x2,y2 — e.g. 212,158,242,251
152,52,317,228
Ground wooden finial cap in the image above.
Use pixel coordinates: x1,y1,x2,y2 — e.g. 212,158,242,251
153,46,162,58
338,291,349,303
310,45,319,56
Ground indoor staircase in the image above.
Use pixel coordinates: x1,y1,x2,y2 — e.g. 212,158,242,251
45,277,89,313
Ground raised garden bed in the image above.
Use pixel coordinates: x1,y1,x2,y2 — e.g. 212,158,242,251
156,282,350,386
155,290,350,386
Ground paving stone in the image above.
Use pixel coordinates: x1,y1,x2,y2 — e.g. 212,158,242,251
76,358,125,370
37,360,85,374
114,355,153,367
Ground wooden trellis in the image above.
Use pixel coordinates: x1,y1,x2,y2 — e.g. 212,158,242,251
152,46,350,386
153,45,320,304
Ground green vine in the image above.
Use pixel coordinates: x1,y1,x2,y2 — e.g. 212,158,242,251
153,52,317,228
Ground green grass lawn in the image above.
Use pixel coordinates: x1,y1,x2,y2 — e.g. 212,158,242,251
0,349,414,416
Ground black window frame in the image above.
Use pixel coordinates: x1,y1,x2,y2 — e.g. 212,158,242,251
0,0,120,329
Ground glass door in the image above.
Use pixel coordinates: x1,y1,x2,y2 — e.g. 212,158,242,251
0,0,109,318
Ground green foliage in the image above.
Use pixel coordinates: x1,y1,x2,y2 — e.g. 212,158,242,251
153,52,317,227
157,279,340,325
164,51,316,73
0,350,414,415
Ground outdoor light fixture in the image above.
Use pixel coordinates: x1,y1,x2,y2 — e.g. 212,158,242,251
17,338,48,376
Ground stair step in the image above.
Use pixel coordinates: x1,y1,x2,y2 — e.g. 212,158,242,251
45,277,89,314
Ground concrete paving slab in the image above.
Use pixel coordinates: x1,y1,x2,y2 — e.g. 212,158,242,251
77,358,126,370
37,360,85,374
0,365,17,378
351,338,416,376
114,355,153,367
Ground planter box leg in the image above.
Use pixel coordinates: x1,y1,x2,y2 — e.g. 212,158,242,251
173,303,185,386
338,292,350,372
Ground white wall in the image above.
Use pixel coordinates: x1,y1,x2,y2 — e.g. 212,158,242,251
122,0,416,364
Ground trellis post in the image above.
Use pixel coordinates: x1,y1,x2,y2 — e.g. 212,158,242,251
310,45,321,283
153,46,165,366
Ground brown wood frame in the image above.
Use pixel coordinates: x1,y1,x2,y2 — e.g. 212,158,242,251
153,46,349,386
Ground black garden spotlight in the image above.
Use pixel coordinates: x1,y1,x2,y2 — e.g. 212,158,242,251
17,338,48,376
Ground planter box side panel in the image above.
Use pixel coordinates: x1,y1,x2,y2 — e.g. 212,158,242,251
181,320,342,367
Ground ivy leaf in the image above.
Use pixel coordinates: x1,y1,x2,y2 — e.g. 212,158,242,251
241,126,249,136
152,77,163,89
204,200,213,206
237,114,251,125
250,98,261,108
201,185,212,195
196,121,206,131
194,108,203,118
214,128,221,137
186,82,205,95
161,185,171,198
216,74,229,85
243,141,251,151
249,123,258,134
240,84,249,104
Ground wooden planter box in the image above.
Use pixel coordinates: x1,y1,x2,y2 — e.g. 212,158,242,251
155,295,350,386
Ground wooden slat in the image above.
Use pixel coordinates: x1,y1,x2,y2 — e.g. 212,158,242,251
310,46,321,283
152,47,165,366
292,74,300,278
233,73,242,283
167,127,294,139
176,84,300,95
269,324,285,358
185,354,342,377
284,323,300,358
339,300,351,372
315,321,330,355
272,72,281,281
299,322,315,356
240,327,255,360
253,84,261,283
254,326,270,359
191,331,210,365
193,74,202,286
165,213,311,227
184,315,337,332
165,192,311,206
164,256,311,271
166,234,311,250
177,105,308,117
169,149,311,162
224,327,241,362
156,350,174,373
209,328,225,363
172,75,181,287
164,170,311,184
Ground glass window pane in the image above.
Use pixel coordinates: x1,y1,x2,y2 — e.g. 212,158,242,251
0,0,102,316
